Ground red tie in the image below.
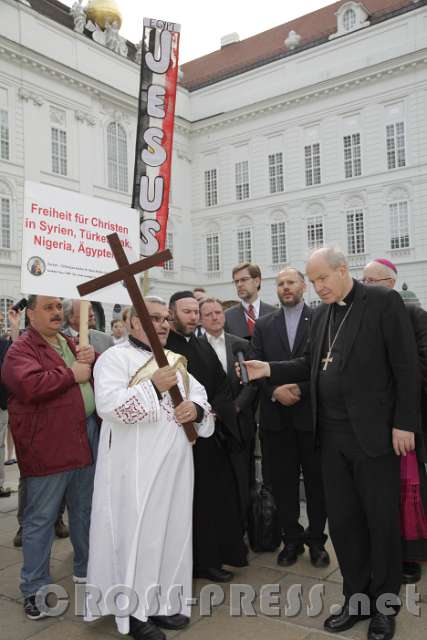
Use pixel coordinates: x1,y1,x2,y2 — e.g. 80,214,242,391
246,304,256,336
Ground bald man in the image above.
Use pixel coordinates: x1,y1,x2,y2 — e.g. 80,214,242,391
244,248,420,640
363,259,427,585
251,268,328,569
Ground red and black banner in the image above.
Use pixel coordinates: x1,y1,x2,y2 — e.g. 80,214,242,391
132,18,180,257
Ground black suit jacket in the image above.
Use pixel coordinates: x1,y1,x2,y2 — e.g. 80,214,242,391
166,330,242,449
224,300,276,340
223,332,258,442
251,304,313,433
269,281,420,457
406,304,427,461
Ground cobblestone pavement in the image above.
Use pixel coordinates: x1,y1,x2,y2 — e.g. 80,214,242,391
1,463,426,640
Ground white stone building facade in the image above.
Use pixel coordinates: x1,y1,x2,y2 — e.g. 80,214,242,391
1,0,427,323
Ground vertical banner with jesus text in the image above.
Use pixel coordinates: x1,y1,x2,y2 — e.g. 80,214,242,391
132,18,180,257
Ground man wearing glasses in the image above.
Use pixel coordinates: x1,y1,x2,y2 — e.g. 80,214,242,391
86,296,214,639
363,258,427,587
225,263,276,340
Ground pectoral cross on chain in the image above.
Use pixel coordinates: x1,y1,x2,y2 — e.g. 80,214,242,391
321,351,334,371
77,232,198,443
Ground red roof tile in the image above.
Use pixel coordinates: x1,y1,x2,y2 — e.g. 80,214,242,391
181,0,421,91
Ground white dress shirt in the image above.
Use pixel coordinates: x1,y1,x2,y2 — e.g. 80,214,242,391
206,331,228,373
242,297,261,319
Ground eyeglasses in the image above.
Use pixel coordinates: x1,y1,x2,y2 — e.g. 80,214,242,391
233,276,253,285
149,314,171,325
361,277,393,285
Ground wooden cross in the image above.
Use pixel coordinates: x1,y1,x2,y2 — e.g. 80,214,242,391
77,232,198,443
321,351,333,371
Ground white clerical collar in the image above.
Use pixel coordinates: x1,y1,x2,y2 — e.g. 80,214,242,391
242,297,260,317
206,331,225,343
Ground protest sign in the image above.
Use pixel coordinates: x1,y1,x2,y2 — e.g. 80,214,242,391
132,17,180,257
22,181,139,304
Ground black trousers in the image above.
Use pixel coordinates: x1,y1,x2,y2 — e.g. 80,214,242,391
262,427,327,546
321,431,402,604
193,436,248,571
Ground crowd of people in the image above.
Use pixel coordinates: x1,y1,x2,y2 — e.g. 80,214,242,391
0,248,426,640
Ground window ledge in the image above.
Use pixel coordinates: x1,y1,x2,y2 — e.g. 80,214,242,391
269,263,288,271
40,171,79,187
95,184,130,196
388,247,413,257
347,253,368,267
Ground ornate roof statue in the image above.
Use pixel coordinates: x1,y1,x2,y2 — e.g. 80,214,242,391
104,20,128,57
70,0,87,34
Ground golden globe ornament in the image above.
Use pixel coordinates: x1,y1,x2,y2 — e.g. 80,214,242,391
86,0,122,30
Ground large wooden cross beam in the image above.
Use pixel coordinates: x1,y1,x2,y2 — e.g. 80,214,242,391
77,233,198,443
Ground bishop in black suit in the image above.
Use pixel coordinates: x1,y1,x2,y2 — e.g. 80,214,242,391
251,268,328,568
243,248,420,640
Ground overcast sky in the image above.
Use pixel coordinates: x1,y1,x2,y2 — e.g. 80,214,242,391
62,0,334,63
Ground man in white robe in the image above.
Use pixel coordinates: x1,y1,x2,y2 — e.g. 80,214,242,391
85,297,214,640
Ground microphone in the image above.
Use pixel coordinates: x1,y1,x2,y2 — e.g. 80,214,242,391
232,341,250,385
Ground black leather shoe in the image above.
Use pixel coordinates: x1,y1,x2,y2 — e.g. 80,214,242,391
54,516,69,539
368,612,395,640
150,614,190,629
277,543,304,567
402,561,421,584
129,617,165,640
324,603,371,632
309,544,330,568
194,567,234,582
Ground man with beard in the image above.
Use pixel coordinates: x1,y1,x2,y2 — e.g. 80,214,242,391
166,291,248,582
241,248,419,640
251,268,329,568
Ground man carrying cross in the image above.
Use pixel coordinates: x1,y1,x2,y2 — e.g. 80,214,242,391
241,248,420,640
85,296,214,639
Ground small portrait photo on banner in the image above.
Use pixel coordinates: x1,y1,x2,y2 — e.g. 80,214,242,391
27,256,46,277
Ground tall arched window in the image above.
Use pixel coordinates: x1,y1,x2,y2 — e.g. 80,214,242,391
343,8,356,31
107,122,128,192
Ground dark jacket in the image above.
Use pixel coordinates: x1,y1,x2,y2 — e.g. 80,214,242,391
166,330,242,448
251,305,313,432
62,325,114,354
222,332,258,442
269,282,420,457
406,304,427,461
224,300,276,340
1,327,94,477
